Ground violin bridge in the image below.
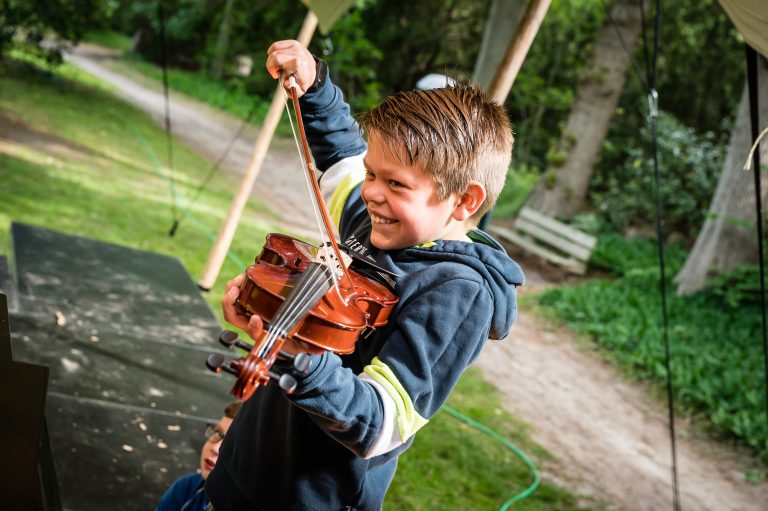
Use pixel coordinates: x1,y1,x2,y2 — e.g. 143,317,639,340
315,242,352,280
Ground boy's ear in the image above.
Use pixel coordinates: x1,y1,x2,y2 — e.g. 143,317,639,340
451,181,486,221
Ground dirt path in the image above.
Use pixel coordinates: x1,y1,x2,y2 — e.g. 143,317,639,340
477,280,768,510
64,43,318,238
65,45,768,511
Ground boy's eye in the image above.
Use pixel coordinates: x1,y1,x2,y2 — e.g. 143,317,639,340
364,169,375,180
389,180,403,188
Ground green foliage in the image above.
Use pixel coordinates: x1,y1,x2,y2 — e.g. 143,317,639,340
83,29,133,51
121,0,224,69
540,234,768,459
357,0,490,93
318,6,384,113
583,1,742,238
591,111,723,238
624,0,744,136
568,212,601,236
545,146,567,167
494,164,539,219
506,0,603,169
707,264,766,309
589,233,688,276
0,0,113,62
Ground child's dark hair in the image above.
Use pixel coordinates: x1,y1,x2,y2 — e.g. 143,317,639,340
224,401,242,419
358,84,514,225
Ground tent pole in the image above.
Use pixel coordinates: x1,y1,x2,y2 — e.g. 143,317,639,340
487,0,550,103
198,11,319,291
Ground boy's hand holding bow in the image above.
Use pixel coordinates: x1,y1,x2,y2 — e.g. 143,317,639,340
266,40,318,98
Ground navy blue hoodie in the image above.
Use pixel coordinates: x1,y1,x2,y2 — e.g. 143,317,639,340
205,68,524,511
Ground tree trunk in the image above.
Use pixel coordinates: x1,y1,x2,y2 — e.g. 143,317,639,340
525,0,643,217
210,0,235,79
674,57,768,295
472,0,526,90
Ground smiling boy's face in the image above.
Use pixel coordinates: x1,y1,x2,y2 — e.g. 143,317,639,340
361,134,470,250
199,415,233,479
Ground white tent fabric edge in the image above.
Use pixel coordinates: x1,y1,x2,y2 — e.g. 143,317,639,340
718,0,768,57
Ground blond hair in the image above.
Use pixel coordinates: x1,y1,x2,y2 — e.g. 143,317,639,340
358,84,514,225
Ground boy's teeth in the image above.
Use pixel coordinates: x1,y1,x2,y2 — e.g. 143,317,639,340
371,214,394,224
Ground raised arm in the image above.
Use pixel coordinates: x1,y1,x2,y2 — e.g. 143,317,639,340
266,40,366,171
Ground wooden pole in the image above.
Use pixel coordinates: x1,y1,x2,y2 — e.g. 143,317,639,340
198,11,318,291
487,0,550,103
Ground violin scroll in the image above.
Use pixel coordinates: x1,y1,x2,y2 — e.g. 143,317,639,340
207,330,313,395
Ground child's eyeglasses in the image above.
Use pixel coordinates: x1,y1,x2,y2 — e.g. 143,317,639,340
204,424,226,443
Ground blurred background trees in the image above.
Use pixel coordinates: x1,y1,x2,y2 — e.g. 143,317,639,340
1,0,757,289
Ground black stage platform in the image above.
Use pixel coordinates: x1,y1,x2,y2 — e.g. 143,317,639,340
3,222,233,510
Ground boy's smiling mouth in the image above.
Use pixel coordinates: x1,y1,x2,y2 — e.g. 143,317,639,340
370,213,396,225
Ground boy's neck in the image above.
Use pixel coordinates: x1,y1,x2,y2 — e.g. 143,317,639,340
439,220,473,243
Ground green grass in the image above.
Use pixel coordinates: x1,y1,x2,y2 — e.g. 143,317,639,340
539,235,768,466
0,50,596,510
0,53,285,317
80,30,288,134
117,53,270,121
391,368,596,510
84,30,134,52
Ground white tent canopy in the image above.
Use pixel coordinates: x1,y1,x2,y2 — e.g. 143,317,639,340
719,0,768,57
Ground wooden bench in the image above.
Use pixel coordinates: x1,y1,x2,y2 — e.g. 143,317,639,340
488,206,597,274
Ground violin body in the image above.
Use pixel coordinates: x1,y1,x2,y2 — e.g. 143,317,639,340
212,233,398,400
237,233,397,354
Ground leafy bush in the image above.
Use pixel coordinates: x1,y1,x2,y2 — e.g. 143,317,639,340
589,233,688,276
494,163,540,219
1,0,113,62
540,235,768,459
707,264,766,309
591,111,723,239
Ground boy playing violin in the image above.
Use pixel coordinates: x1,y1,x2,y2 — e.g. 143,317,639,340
204,39,524,511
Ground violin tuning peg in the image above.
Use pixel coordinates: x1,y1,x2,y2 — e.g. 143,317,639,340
279,373,298,394
219,330,238,347
277,350,311,374
206,353,237,376
218,330,252,352
293,353,312,374
268,369,298,394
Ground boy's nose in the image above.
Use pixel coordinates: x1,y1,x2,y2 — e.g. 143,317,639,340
361,181,384,203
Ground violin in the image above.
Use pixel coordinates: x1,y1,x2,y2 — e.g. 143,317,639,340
206,75,398,401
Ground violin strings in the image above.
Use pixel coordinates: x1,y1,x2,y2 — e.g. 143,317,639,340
256,264,333,358
281,76,344,293
257,275,328,358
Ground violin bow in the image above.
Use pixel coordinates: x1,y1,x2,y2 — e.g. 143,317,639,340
284,74,356,294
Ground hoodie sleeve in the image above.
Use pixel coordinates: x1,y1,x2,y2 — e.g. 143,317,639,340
286,272,499,459
298,64,367,172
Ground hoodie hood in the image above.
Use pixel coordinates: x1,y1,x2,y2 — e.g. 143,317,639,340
399,231,524,340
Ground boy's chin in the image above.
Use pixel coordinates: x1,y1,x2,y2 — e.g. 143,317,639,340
370,233,405,251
